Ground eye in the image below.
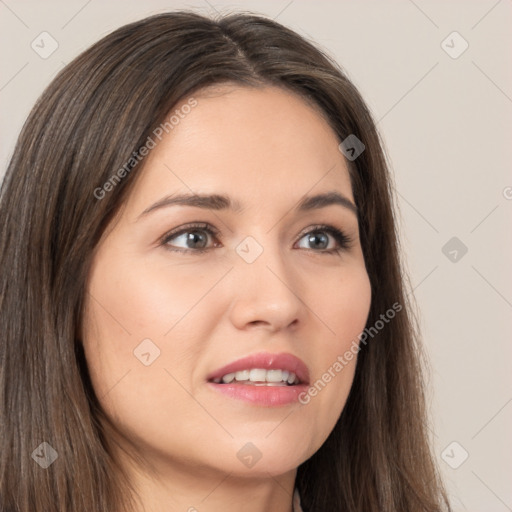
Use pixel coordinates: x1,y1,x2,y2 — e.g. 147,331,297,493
160,223,353,255
161,223,220,253
295,225,353,255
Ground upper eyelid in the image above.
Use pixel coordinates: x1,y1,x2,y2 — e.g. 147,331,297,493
161,222,346,237
161,222,219,240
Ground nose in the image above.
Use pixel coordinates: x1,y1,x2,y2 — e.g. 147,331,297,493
228,241,305,333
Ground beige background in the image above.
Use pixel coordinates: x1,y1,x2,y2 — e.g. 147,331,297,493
1,1,511,510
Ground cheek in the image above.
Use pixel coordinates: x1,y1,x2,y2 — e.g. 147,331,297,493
78,254,166,397
319,261,372,352
341,253,372,324
80,260,208,449
338,267,372,345
299,265,371,438
80,247,231,416
82,245,228,353
90,262,208,336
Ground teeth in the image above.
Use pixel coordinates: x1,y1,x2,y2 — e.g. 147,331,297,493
235,370,250,381
249,368,266,382
215,368,299,385
221,373,235,383
266,369,283,382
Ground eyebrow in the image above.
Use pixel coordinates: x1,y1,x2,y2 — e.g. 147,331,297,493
137,191,358,220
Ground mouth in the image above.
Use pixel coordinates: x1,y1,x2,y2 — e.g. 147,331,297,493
208,368,302,386
206,352,310,406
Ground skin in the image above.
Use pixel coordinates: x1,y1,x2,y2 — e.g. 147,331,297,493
81,84,372,512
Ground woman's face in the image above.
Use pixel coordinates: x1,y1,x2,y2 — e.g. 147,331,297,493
82,85,372,478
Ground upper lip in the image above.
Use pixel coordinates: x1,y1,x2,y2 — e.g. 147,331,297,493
206,352,310,385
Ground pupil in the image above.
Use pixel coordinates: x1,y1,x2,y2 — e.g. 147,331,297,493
187,231,207,249
309,233,327,249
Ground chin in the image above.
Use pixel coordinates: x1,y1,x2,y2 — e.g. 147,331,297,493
208,435,314,477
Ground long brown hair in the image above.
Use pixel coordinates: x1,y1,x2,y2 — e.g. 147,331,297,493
0,11,450,512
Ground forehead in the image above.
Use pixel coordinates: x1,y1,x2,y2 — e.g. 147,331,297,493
124,84,354,215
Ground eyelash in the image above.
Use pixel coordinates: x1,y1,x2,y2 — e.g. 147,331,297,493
160,222,353,256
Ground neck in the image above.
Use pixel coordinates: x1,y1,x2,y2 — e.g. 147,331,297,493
115,449,297,512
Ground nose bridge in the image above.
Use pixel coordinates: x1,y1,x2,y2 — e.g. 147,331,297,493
235,232,289,284
229,232,304,330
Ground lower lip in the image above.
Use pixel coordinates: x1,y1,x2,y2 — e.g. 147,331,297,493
207,382,309,406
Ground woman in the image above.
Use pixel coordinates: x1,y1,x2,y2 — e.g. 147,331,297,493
0,11,451,512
